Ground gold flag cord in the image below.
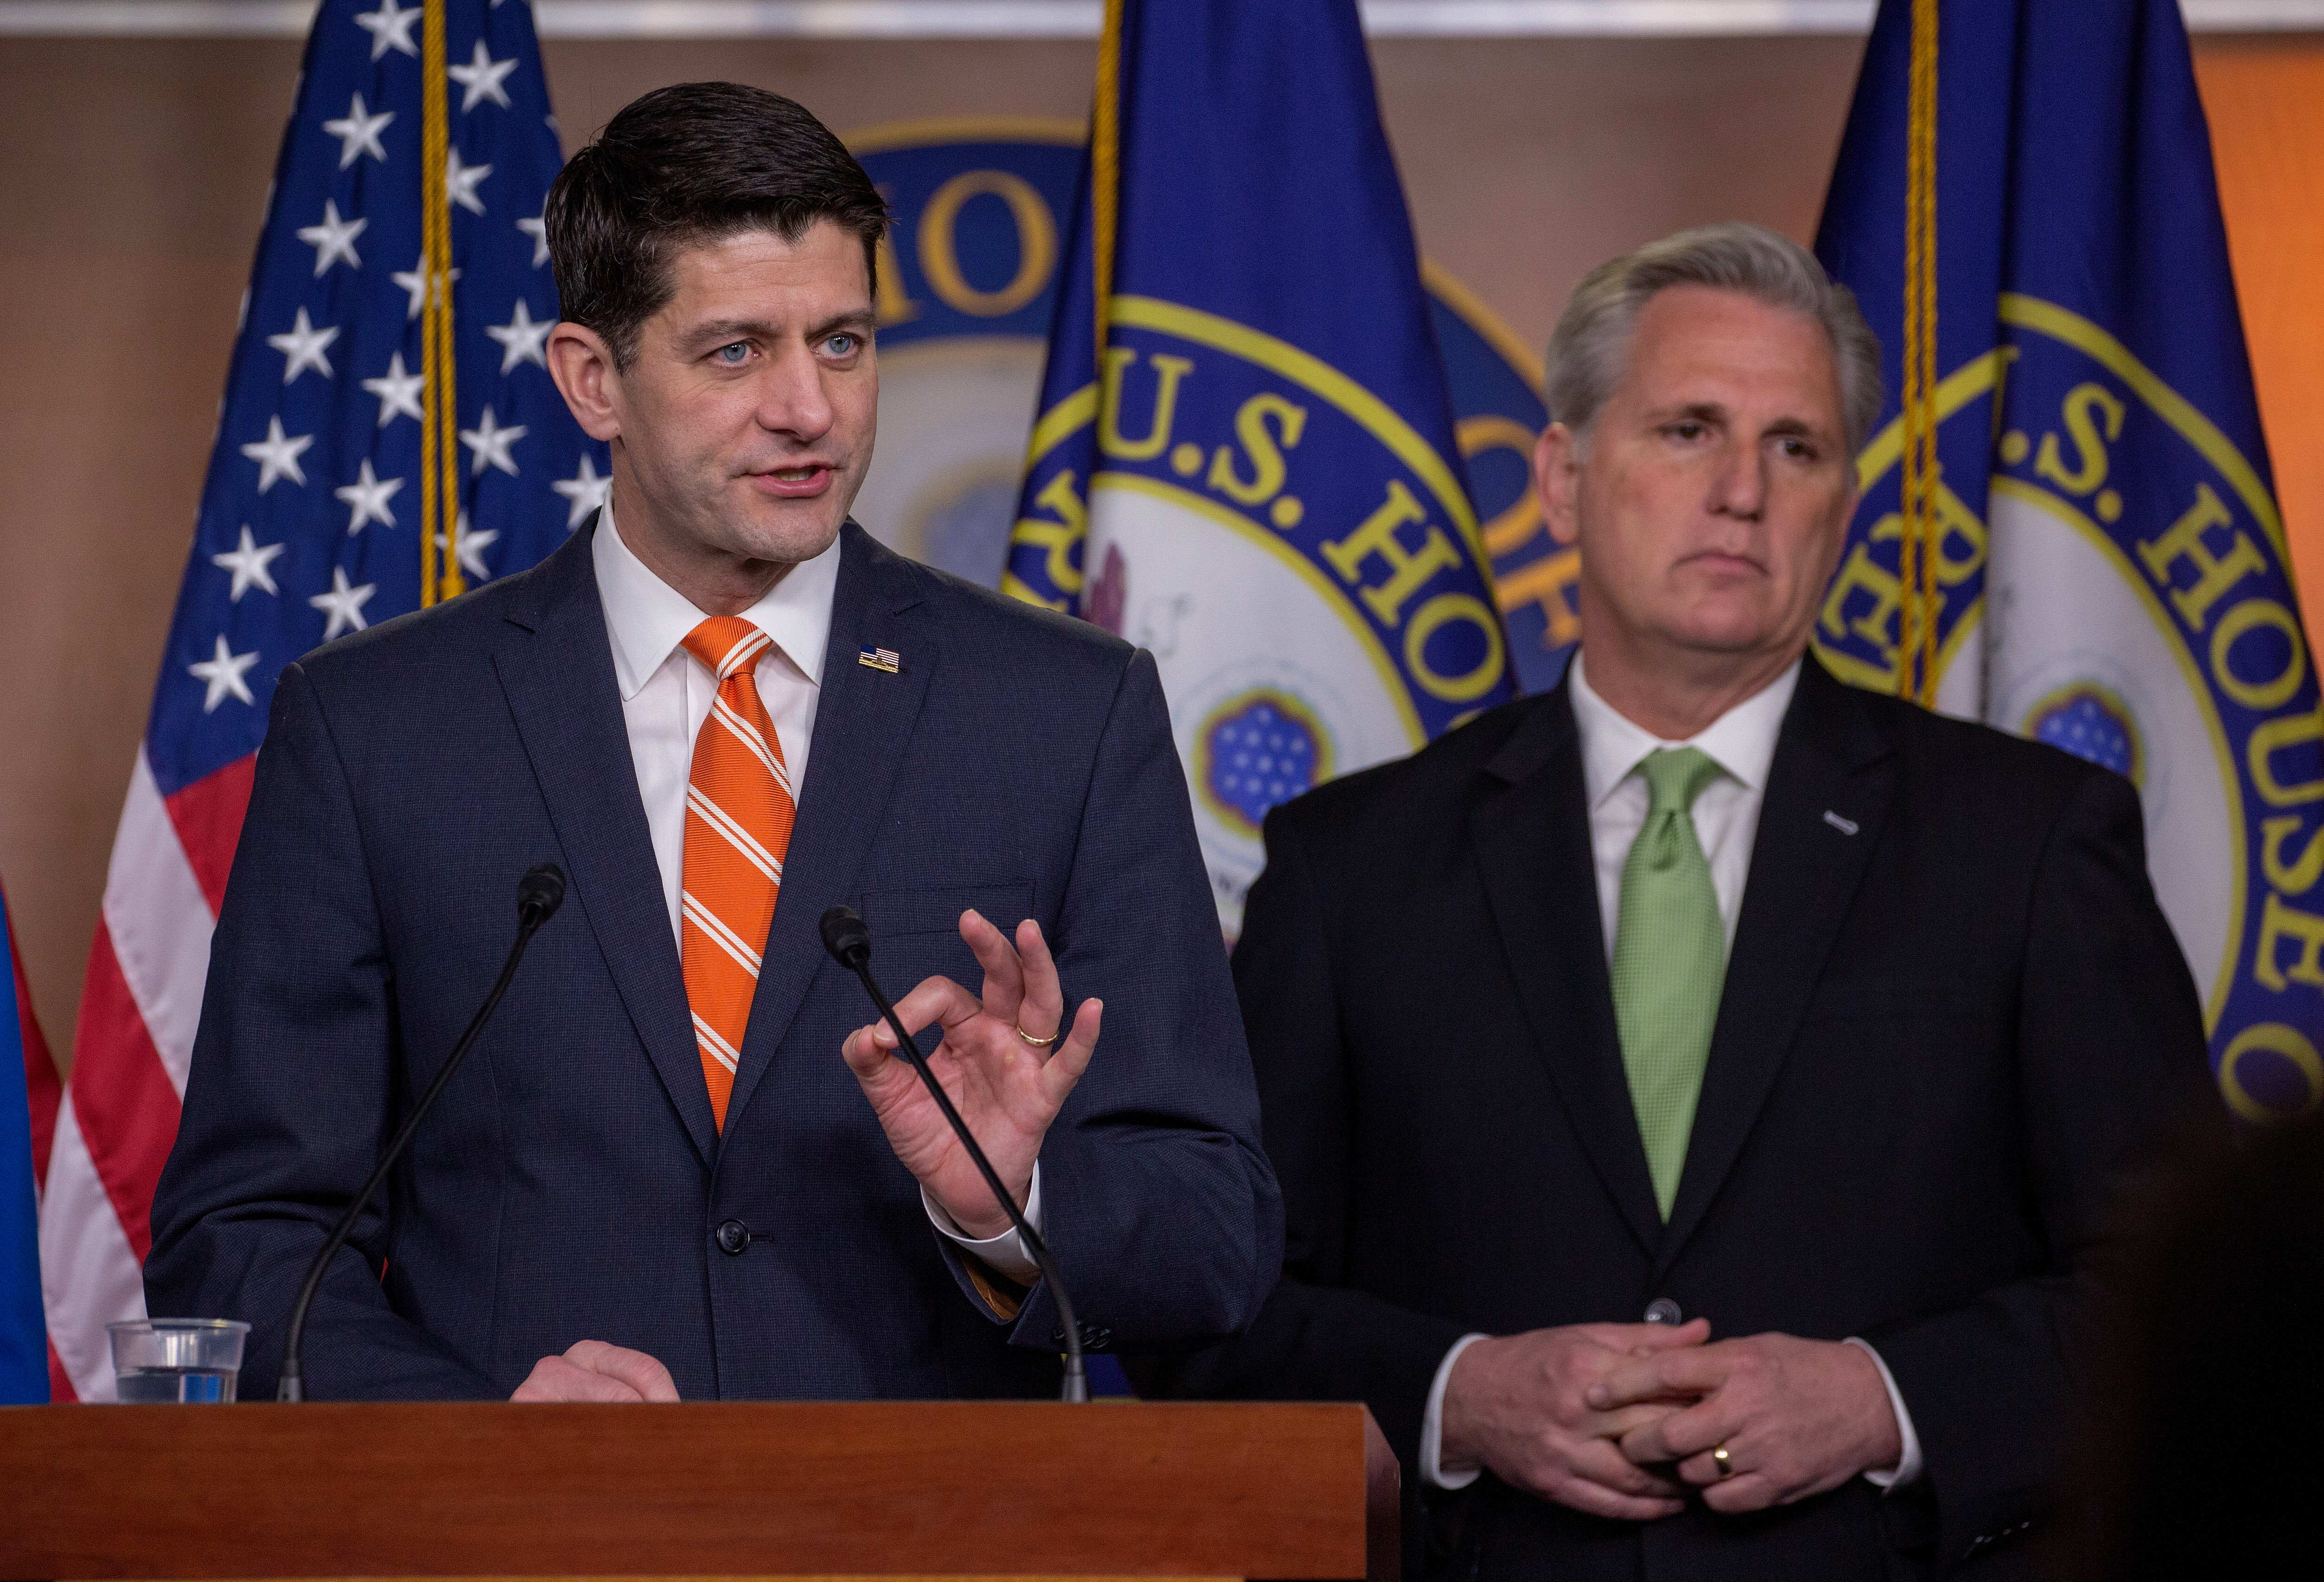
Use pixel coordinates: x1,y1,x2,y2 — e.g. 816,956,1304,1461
418,0,464,607
1897,0,1940,705
1091,0,1123,376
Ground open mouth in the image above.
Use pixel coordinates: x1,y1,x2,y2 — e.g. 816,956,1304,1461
750,464,833,498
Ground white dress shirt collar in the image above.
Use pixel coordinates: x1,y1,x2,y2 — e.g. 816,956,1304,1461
591,492,841,701
1569,649,1802,807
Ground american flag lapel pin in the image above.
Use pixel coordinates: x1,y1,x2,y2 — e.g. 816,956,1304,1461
857,644,901,674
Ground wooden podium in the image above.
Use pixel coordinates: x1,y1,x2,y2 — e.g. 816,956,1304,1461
0,1401,1398,1582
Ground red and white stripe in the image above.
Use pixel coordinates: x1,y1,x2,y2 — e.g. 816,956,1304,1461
39,746,246,1402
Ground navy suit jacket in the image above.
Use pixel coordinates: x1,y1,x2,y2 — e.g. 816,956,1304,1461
148,518,1282,1401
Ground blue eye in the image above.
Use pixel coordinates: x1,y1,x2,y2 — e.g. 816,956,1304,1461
714,342,749,366
826,333,858,357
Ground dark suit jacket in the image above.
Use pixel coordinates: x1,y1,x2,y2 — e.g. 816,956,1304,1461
1160,655,2213,1579
148,518,1282,1401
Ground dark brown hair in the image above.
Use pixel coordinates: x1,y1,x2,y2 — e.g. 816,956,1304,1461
544,82,889,368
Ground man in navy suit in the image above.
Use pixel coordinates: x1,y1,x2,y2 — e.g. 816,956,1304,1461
147,82,1282,1402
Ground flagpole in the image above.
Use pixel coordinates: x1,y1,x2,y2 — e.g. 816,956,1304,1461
420,0,462,606
1898,0,1939,705
1091,0,1122,381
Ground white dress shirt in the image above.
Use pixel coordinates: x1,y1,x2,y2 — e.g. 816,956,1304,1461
591,501,1043,1282
1420,652,1921,1492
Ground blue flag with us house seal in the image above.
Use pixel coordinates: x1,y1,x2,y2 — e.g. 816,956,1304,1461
1004,0,1514,937
1816,0,2323,1120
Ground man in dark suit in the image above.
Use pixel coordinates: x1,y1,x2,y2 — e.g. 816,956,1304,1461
146,83,1280,1402
1162,224,2212,1575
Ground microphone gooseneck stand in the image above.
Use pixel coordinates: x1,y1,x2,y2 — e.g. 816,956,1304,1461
819,904,1089,1403
276,863,566,1402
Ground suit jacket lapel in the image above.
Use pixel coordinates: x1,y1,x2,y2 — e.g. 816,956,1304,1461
1470,682,1665,1256
1654,656,1897,1273
494,515,719,1167
721,524,935,1132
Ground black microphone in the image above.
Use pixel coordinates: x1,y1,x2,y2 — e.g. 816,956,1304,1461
819,904,1090,1404
276,862,566,1402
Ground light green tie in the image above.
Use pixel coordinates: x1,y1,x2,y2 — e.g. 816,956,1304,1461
1610,746,1727,1221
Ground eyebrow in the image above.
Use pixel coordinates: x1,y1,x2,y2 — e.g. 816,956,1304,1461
678,309,878,352
1647,402,1829,441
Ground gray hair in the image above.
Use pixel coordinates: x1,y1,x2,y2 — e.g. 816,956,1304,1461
1545,222,1884,461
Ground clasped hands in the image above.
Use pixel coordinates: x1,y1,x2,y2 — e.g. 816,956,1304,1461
1439,1320,1903,1519
513,910,1097,1401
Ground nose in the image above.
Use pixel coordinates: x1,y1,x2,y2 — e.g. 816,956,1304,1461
752,344,835,444
1709,437,1767,521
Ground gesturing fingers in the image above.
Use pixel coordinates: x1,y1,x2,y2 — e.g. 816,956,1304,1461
871,974,986,1051
959,910,1027,1024
1037,997,1103,1106
1011,917,1066,1042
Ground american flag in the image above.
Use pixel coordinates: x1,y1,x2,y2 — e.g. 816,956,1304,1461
37,0,604,1401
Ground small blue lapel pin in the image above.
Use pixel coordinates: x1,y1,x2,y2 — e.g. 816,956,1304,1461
1822,810,1860,836
857,644,900,674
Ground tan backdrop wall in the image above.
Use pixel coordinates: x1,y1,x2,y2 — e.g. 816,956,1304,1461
2,31,2318,1067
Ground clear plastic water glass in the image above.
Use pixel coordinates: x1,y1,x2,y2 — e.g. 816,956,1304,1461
108,1318,251,1402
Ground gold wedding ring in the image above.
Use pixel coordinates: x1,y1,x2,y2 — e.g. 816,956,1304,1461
1014,1023,1059,1047
1711,1445,1734,1478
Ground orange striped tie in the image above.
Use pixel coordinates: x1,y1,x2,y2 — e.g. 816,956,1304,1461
679,616,796,1132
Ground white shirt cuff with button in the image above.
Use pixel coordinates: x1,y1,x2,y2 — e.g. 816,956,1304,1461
1420,1332,1920,1492
921,1162,1044,1284
1843,1337,1924,1490
1421,1332,1491,1490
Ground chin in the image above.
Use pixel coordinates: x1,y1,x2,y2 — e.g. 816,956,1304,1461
725,506,845,567
1658,606,1782,656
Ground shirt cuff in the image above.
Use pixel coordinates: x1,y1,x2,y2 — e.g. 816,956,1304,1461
1843,1337,1924,1491
922,1162,1043,1284
1421,1332,1491,1490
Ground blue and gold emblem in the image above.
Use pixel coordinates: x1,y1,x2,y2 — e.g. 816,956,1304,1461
847,129,1568,696
982,0,1537,932
1819,0,2324,1119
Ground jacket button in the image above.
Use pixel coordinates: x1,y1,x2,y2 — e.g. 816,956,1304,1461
715,1219,750,1255
1643,1298,1683,1325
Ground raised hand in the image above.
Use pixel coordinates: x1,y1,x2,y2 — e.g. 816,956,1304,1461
1590,1332,1902,1513
1440,1319,1711,1520
840,909,1100,1239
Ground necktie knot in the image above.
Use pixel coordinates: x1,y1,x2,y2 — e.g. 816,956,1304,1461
682,616,773,683
1638,746,1723,818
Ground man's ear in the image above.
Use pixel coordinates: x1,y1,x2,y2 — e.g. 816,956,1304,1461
1534,421,1585,549
546,321,623,443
